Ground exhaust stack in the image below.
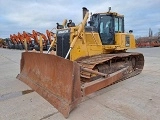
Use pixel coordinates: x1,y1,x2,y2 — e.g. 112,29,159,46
82,7,88,26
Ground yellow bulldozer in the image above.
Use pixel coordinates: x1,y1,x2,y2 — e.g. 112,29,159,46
17,7,144,118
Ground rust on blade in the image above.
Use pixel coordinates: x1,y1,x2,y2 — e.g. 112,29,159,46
17,51,144,118
17,52,82,118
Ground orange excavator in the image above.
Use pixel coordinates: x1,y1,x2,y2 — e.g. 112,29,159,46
10,33,26,49
22,31,34,50
31,30,48,50
9,30,51,50
46,30,55,44
46,29,56,51
37,31,48,49
11,34,20,49
8,34,16,49
17,32,24,43
10,34,16,44
17,32,25,50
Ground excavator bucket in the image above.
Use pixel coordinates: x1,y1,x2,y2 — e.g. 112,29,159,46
17,52,82,118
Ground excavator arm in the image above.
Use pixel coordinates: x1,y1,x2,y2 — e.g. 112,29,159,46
31,30,39,44
23,31,32,44
10,34,16,44
37,32,48,46
18,32,24,43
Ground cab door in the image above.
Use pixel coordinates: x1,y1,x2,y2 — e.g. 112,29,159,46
99,15,114,45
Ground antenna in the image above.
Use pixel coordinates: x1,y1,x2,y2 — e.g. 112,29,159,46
108,7,111,12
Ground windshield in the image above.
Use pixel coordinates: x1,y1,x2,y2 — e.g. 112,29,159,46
100,16,112,34
90,14,124,45
91,15,99,28
99,15,114,45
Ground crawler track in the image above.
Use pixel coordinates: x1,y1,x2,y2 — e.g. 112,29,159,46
77,52,144,82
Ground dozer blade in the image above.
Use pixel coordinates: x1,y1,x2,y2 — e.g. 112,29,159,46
17,52,82,118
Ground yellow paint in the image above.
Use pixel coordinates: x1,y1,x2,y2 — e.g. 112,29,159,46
68,11,136,61
69,29,136,61
115,33,136,49
39,35,43,53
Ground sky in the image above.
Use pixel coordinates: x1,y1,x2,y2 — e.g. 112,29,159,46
0,0,160,38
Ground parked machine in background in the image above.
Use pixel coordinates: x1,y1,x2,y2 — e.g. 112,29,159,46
8,30,54,50
136,36,160,48
0,38,8,48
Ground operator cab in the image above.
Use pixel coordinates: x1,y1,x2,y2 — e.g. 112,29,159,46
89,12,124,45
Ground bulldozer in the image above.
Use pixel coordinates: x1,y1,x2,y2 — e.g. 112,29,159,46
17,7,144,118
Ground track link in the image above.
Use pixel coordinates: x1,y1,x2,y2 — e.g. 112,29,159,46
77,52,144,82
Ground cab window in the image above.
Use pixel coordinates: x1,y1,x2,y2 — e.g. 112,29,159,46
114,17,123,33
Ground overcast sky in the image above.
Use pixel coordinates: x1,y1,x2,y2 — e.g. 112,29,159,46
0,0,160,38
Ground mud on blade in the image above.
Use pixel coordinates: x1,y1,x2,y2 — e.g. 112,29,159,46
17,52,81,118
